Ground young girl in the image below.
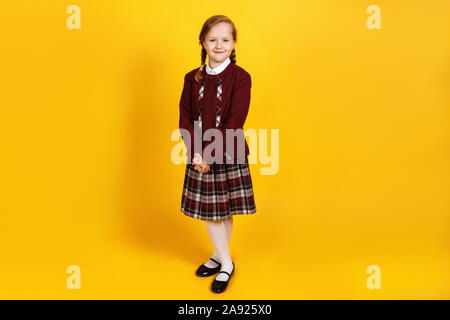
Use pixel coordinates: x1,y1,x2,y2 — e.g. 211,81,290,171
179,15,256,293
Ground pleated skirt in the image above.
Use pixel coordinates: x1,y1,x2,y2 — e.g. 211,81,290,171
181,157,257,221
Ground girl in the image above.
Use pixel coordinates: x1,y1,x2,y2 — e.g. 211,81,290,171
179,15,257,293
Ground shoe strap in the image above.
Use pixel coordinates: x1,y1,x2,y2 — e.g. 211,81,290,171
217,270,231,277
216,263,234,279
210,257,221,265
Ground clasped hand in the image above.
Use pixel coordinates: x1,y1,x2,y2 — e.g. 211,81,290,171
194,159,210,174
193,153,210,174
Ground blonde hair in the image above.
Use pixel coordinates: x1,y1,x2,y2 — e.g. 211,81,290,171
194,15,237,83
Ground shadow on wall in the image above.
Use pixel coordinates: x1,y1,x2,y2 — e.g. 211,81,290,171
116,46,207,265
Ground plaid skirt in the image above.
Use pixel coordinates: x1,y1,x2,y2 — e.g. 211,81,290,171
181,157,257,221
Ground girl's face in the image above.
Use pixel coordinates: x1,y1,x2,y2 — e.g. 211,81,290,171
203,22,235,67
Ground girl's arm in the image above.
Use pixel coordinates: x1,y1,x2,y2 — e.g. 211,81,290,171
179,73,201,163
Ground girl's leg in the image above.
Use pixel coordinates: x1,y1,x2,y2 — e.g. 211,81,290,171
203,216,233,268
205,219,234,281
223,215,234,242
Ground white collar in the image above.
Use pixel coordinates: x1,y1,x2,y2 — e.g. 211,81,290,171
206,57,231,75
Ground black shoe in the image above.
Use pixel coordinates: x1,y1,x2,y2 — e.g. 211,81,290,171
195,257,221,277
211,262,235,293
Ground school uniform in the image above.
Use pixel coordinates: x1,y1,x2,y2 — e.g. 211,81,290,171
179,57,257,221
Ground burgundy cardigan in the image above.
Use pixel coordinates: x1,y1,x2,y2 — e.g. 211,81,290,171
179,62,251,164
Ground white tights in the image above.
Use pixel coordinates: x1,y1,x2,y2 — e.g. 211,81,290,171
204,216,234,281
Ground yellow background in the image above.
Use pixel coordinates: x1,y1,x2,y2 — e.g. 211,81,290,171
1,0,448,299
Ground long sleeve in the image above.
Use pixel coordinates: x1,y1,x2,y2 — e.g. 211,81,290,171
179,73,201,163
203,71,251,164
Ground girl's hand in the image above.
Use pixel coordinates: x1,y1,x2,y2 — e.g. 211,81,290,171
200,158,210,173
193,153,210,174
194,158,210,174
192,153,203,165
194,164,209,173
194,164,203,173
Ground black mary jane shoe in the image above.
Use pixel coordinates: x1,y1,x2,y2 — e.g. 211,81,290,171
211,262,235,293
195,257,222,277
